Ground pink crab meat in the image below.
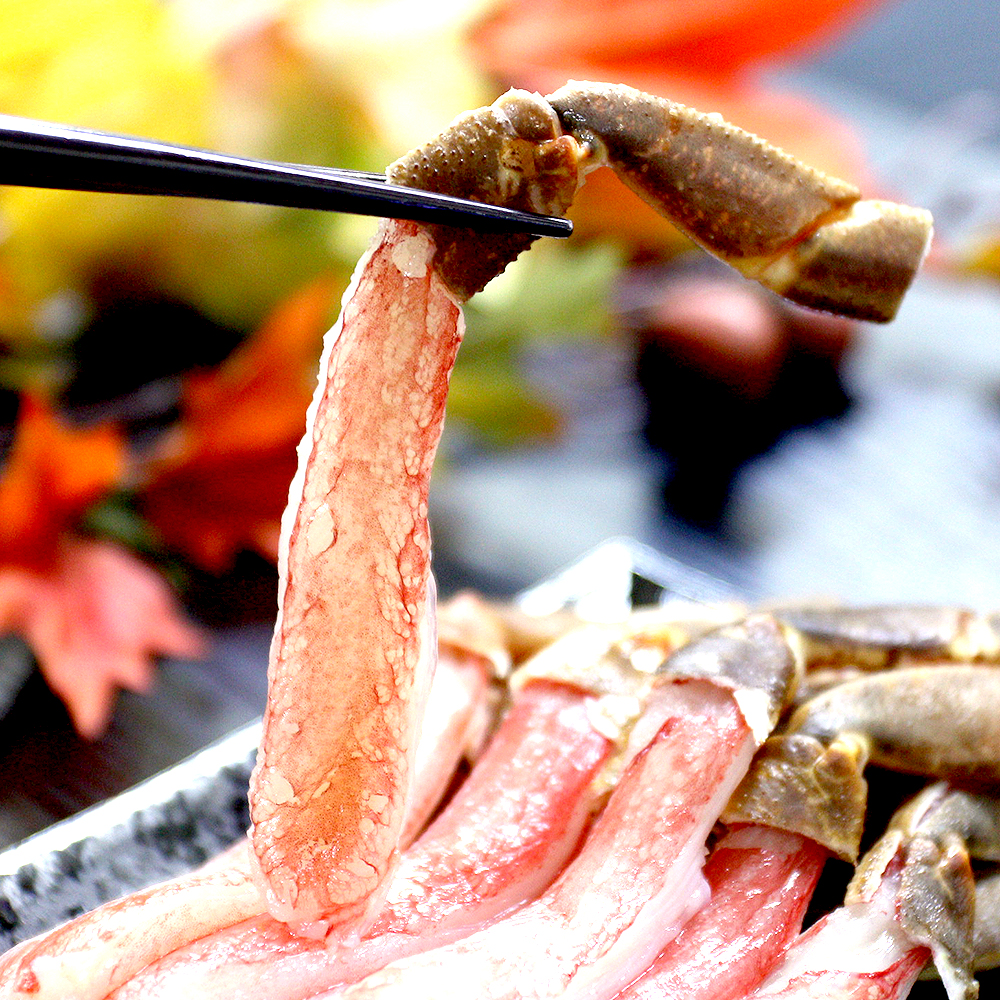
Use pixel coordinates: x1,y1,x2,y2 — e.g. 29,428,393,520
399,595,507,847
0,618,497,1000
0,863,262,1000
619,824,828,1000
317,678,758,1000
748,856,930,1000
247,217,465,937
106,678,615,999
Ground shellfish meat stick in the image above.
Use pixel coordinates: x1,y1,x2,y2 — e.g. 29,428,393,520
247,89,588,937
617,825,828,1000
747,853,932,1000
318,616,799,1000
753,783,1000,1000
107,616,690,1000
399,593,510,846
618,693,872,1000
0,632,495,1000
249,79,930,935
0,864,263,1000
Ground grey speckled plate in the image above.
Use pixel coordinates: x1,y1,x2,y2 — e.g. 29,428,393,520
0,537,736,950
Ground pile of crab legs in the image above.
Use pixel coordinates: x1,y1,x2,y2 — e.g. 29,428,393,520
3,81,994,1000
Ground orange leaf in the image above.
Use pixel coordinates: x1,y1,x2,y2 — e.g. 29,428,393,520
469,0,890,84
0,394,126,569
140,276,340,572
0,538,205,738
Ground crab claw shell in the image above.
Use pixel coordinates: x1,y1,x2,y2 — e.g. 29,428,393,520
387,89,585,301
752,200,933,323
788,665,1000,788
848,783,1000,1000
774,605,1000,671
722,732,869,861
546,81,932,323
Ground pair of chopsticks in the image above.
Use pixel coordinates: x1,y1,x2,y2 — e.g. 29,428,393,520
0,115,573,238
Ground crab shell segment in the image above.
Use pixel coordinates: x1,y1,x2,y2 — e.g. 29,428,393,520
387,89,587,301
546,81,933,322
847,783,1000,1000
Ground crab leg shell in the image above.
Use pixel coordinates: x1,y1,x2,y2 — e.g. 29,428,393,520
723,732,870,861
546,81,932,322
847,783,1000,1000
970,871,1000,972
789,665,1000,787
774,605,1000,671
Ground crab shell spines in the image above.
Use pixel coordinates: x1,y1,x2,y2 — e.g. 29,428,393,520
386,90,584,301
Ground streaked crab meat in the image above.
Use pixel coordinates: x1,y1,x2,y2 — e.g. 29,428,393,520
751,783,1000,1000
617,824,828,1000
108,616,691,1000
322,616,799,1000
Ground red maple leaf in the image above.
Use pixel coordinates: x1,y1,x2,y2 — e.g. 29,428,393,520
138,276,339,573
0,395,204,737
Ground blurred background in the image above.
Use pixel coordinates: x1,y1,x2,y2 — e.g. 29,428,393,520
0,0,999,846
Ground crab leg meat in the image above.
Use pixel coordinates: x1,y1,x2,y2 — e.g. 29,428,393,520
106,617,691,1000
248,88,588,938
109,677,616,1000
748,855,931,1000
0,864,262,1000
753,783,1000,1000
321,617,798,1000
618,825,828,1000
398,594,508,846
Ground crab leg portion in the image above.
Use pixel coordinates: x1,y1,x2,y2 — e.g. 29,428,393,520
399,594,508,846
0,863,262,1000
774,604,1000,671
754,783,1000,1000
618,825,828,1000
327,616,798,1000
748,855,931,1000
248,86,589,937
107,617,689,1000
547,82,933,322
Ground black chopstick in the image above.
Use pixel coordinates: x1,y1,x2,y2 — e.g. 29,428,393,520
0,115,573,238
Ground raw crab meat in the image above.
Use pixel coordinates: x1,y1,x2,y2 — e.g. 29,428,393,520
0,81,945,1000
